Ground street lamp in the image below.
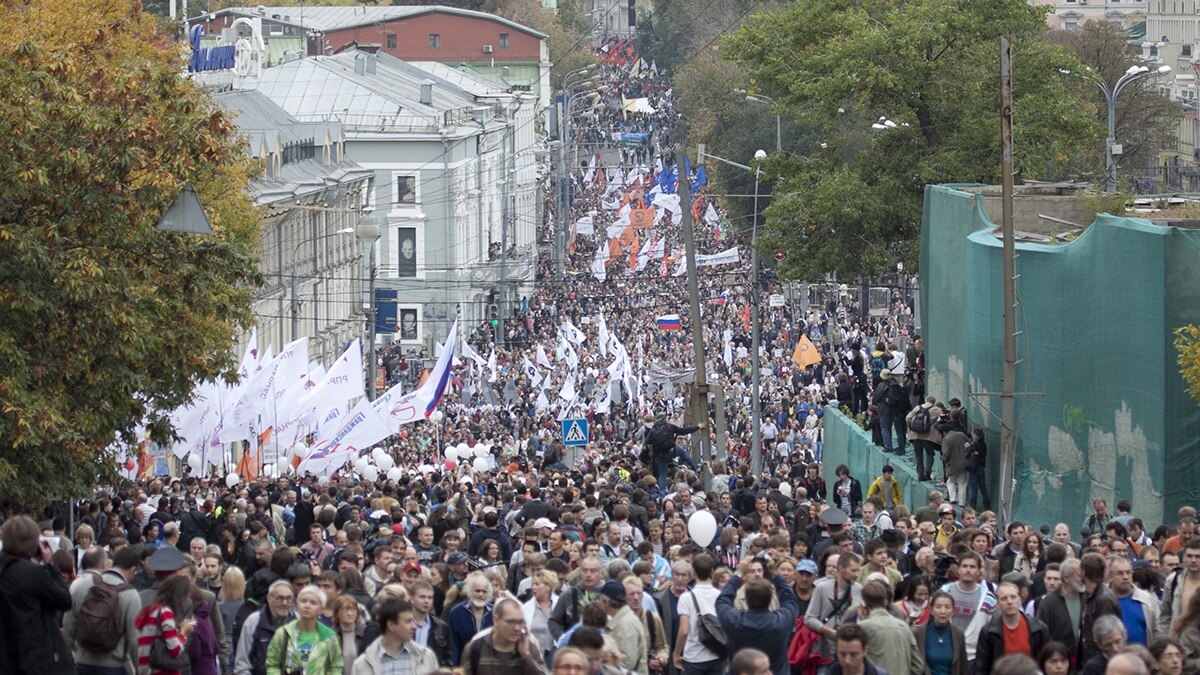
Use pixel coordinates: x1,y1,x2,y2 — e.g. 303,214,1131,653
697,146,767,474
291,226,354,340
1061,64,1172,193
556,75,603,280
735,90,781,153
356,211,381,400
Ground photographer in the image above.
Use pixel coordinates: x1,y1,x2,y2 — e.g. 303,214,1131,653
0,515,74,675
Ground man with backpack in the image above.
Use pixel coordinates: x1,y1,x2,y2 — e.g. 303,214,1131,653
64,546,143,675
643,414,703,495
870,370,907,457
905,396,944,482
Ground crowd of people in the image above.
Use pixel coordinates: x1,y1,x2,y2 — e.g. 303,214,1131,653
2,43,1200,675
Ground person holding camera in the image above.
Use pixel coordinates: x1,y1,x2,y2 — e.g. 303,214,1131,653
0,515,74,675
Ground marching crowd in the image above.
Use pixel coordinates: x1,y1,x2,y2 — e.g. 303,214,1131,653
3,41,1200,675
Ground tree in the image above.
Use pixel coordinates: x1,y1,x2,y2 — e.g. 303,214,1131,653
723,0,1104,280
636,0,769,74
1045,22,1183,186
1176,326,1200,406
0,0,262,502
485,0,597,78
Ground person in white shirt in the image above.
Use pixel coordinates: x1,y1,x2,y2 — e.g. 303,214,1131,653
673,553,724,675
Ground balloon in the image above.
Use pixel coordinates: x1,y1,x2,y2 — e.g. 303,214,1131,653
317,475,330,485
354,457,370,474
294,444,311,459
444,459,457,470
371,447,385,461
444,448,458,461
418,464,435,474
456,442,469,455
473,445,490,459
472,457,490,472
225,473,240,488
186,455,202,472
687,510,718,548
429,410,444,423
263,464,277,479
387,467,403,482
376,454,395,470
362,466,379,482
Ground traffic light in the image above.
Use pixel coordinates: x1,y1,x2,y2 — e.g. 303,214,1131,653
487,303,499,327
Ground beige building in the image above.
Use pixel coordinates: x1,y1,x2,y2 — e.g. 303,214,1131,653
1142,0,1199,190
1030,0,1146,30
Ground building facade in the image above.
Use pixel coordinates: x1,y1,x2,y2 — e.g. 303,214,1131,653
1142,0,1200,189
213,89,375,362
1030,0,1146,30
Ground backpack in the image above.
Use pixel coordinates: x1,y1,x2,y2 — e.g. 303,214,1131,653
76,573,132,653
880,381,904,409
870,353,887,379
908,405,932,433
689,590,727,656
647,422,674,455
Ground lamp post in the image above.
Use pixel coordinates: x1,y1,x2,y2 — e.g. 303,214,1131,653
697,146,767,474
556,77,602,280
356,211,381,400
737,91,781,153
290,227,354,341
1060,64,1171,193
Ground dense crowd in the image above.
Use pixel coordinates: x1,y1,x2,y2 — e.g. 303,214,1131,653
1,41,1199,675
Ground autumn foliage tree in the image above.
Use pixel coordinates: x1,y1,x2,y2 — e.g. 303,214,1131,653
0,0,262,502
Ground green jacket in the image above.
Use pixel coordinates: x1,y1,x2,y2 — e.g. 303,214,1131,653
859,608,924,675
265,619,342,675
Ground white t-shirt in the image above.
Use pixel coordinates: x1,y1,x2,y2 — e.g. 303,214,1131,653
677,582,722,663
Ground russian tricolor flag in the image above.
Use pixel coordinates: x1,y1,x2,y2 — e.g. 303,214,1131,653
656,314,682,330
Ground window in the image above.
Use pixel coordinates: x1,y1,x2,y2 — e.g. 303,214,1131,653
395,175,416,205
428,33,440,49
499,33,509,49
386,33,397,50
1184,45,1193,57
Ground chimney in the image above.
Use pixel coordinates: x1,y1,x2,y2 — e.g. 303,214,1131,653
366,53,376,74
354,53,366,75
420,79,434,106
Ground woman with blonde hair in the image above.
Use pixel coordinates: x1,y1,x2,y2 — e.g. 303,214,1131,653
523,570,560,663
218,566,246,674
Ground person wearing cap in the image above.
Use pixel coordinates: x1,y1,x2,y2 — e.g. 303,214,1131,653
934,505,959,549
447,552,471,589
793,559,819,616
974,581,1050,675
597,579,648,675
813,507,860,561
870,369,908,457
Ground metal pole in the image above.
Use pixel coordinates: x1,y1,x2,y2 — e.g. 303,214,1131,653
999,37,1017,524
1106,90,1117,194
677,142,708,461
498,112,511,346
751,172,762,476
367,248,378,401
291,270,299,341
775,115,782,153
558,100,569,280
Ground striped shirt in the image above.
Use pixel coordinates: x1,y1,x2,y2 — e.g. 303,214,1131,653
379,644,416,675
134,604,186,675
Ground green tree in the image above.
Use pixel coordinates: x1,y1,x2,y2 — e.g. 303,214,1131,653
485,0,597,78
724,0,1104,280
1176,326,1200,405
1045,22,1183,186
0,0,262,502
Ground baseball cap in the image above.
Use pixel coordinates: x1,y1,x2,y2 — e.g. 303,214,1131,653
147,546,186,574
403,561,422,574
534,517,555,530
599,580,626,602
795,559,819,575
938,504,955,516
447,552,469,565
1000,571,1031,588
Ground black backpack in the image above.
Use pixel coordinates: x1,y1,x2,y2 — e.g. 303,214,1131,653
880,381,904,409
908,405,932,433
76,573,132,653
647,422,675,455
689,590,727,656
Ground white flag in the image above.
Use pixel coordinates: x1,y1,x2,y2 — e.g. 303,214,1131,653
703,203,720,225
374,321,458,432
536,344,553,370
561,320,587,345
298,398,392,477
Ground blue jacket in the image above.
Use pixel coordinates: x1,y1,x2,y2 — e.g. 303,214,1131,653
448,601,494,665
716,574,800,675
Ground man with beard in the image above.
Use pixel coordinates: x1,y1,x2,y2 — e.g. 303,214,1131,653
1037,557,1086,660
449,573,494,665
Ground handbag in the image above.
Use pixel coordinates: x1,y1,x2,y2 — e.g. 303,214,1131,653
688,590,727,657
787,584,853,674
149,608,190,672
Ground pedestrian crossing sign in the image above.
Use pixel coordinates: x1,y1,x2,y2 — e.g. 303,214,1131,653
562,418,589,446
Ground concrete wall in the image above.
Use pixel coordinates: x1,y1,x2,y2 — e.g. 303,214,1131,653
822,407,926,514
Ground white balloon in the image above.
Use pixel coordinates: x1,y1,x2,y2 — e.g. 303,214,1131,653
371,447,386,461
387,467,403,482
418,464,435,474
376,454,395,470
294,444,311,459
444,447,459,461
225,473,240,488
186,454,202,472
473,445,490,459
687,510,718,548
429,410,444,423
362,465,379,482
263,464,277,479
472,457,490,473
456,442,470,455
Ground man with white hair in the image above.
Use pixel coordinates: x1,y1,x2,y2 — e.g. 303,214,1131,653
1105,652,1149,675
449,573,495,665
1083,616,1127,675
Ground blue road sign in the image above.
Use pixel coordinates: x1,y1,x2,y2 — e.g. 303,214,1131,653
561,418,589,446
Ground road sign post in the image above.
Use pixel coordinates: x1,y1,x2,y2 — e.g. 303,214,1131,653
561,418,589,446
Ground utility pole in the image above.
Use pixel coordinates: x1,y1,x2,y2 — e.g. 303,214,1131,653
556,99,568,280
677,142,709,461
999,37,1017,524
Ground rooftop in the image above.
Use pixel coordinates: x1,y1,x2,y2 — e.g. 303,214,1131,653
212,6,547,39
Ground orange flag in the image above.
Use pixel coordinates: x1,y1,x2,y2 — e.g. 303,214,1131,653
628,230,640,270
792,334,822,369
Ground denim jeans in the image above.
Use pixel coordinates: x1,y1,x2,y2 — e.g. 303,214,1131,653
879,411,906,453
683,658,725,675
77,666,129,675
967,468,991,509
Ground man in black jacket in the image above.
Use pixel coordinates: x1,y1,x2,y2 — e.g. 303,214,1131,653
645,414,703,496
411,579,453,664
975,582,1051,675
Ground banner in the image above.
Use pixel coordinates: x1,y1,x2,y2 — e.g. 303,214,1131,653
374,320,458,432
673,246,740,276
298,398,392,477
629,207,656,229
